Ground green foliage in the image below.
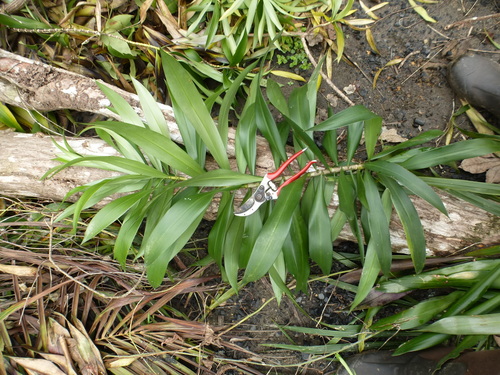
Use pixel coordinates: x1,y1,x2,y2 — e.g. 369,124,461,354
267,254,500,362
276,36,313,71
48,57,500,301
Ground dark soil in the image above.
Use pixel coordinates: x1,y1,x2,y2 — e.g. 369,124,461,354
201,1,500,373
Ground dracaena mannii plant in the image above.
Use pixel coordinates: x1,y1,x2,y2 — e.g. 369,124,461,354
46,51,500,308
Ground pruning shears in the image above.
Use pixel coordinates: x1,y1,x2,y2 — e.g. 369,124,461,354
234,149,317,217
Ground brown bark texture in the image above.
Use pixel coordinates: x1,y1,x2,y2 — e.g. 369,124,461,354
0,49,499,257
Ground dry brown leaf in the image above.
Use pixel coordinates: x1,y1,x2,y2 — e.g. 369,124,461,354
10,357,67,375
38,353,78,375
380,127,408,143
0,264,38,277
460,154,500,183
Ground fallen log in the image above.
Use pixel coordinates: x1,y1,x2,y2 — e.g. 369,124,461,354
0,49,499,257
1,130,499,257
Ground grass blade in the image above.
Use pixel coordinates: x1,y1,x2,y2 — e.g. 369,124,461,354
219,60,259,145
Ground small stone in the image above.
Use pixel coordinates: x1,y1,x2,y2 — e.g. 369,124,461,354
318,293,325,300
413,118,426,127
343,84,356,95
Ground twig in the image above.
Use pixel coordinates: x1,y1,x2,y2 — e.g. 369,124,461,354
399,47,444,86
444,13,500,30
300,36,356,107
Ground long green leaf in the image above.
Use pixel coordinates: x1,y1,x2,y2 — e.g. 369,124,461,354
240,211,263,268
283,209,309,293
243,178,305,283
347,121,364,163
377,259,500,293
285,118,329,168
288,84,311,131
363,172,392,274
223,216,246,291
372,129,443,160
308,178,333,274
219,60,259,146
308,105,380,132
446,190,500,216
422,314,500,335
266,79,289,117
207,192,234,267
50,156,171,178
420,177,500,196
338,171,364,257
365,160,447,215
254,87,287,164
143,192,214,287
95,82,145,161
364,116,383,160
114,189,151,266
400,139,500,170
175,169,260,188
90,122,204,177
351,241,381,310
379,175,426,273
161,51,230,169
371,291,463,331
236,102,258,174
83,190,150,243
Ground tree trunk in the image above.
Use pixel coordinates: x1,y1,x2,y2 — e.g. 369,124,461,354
0,49,499,257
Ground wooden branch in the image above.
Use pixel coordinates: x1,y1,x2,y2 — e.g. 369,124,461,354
1,49,499,257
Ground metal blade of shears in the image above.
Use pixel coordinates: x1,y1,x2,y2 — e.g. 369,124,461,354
233,196,258,217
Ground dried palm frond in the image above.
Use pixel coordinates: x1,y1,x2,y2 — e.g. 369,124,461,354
0,199,262,375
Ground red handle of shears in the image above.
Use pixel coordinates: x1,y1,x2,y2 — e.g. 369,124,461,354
276,159,317,195
267,149,307,180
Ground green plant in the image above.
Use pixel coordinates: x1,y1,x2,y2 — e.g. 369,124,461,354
276,36,313,70
45,55,500,305
266,248,500,370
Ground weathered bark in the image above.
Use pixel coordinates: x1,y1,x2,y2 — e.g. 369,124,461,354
0,49,499,256
1,131,499,257
0,48,273,157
